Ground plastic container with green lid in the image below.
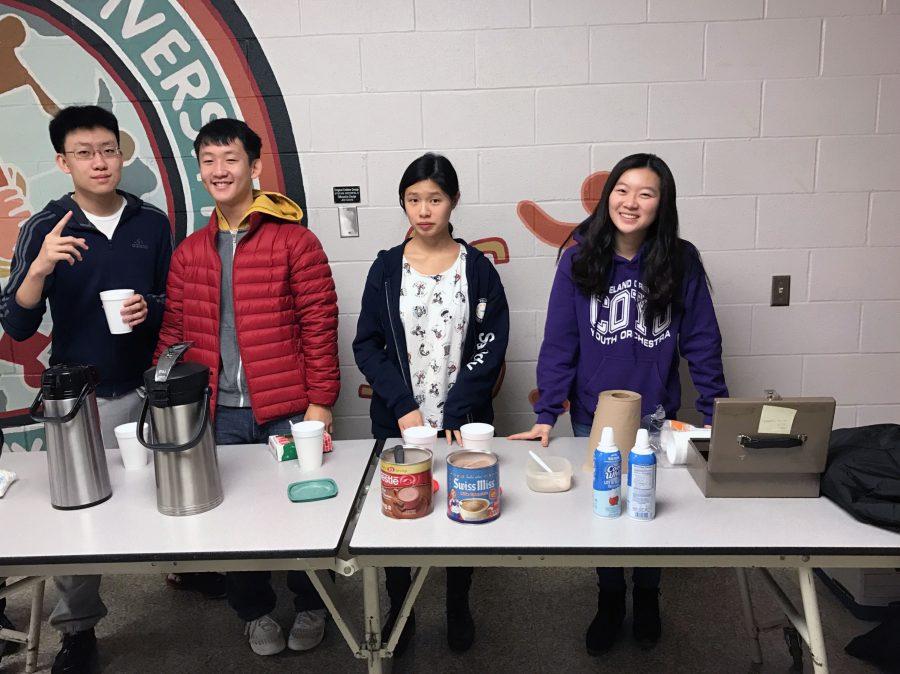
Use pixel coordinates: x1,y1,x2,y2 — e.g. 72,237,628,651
288,478,338,503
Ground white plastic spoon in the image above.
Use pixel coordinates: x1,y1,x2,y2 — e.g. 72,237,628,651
528,449,554,473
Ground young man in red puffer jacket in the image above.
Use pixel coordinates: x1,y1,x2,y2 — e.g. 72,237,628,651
155,118,339,657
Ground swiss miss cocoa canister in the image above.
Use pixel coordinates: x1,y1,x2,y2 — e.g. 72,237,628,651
447,450,500,523
380,445,433,519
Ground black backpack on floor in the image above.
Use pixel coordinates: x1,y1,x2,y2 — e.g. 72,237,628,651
822,424,900,671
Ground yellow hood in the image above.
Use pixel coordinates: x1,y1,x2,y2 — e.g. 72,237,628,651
217,190,303,230
247,190,303,223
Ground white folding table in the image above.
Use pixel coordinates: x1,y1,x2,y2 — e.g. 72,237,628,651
0,440,376,671
348,437,900,674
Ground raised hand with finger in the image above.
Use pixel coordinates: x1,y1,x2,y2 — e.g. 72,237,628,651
30,211,88,278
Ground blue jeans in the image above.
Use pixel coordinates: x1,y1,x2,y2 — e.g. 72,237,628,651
573,421,661,592
215,406,328,621
214,405,301,444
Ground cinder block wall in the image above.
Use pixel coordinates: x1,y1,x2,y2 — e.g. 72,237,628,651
279,0,900,437
1,0,898,447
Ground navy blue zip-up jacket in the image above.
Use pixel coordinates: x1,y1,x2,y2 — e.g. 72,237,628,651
0,191,173,396
353,238,509,439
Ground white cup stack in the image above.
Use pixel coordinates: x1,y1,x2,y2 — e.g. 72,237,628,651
401,425,438,452
460,423,494,452
291,420,325,473
114,422,150,470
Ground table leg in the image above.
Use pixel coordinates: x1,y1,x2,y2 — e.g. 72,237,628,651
304,570,360,656
384,566,430,657
735,568,763,665
25,579,45,674
362,566,383,674
798,568,829,673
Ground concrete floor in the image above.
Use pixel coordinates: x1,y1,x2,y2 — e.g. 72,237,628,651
0,566,883,673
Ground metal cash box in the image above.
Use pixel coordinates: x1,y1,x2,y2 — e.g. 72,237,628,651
687,395,836,498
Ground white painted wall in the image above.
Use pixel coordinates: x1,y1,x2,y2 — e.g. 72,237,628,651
233,0,900,437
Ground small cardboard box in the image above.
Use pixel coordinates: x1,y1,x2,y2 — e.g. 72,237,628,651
686,396,835,498
268,435,297,461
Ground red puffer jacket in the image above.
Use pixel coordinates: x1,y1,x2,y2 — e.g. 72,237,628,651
155,199,339,424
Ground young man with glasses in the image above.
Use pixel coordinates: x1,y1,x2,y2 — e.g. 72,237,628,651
0,105,174,673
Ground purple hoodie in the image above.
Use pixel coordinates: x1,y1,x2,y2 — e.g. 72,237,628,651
535,239,727,426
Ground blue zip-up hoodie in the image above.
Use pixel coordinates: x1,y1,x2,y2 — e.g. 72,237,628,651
535,237,727,426
353,238,509,439
0,191,173,396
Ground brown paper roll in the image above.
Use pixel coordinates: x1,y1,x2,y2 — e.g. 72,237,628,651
582,390,642,473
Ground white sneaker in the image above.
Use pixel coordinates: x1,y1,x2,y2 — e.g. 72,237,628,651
244,614,286,656
288,608,327,651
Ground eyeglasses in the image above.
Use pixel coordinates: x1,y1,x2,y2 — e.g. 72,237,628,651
63,146,122,161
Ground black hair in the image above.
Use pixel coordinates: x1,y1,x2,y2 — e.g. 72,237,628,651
562,153,685,321
49,105,119,153
193,118,262,163
398,153,460,235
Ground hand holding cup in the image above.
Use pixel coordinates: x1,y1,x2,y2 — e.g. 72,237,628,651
99,288,134,334
120,293,147,327
398,409,424,432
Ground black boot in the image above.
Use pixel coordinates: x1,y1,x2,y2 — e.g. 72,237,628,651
446,568,474,652
585,588,626,656
165,572,226,599
52,628,97,674
384,567,415,658
446,589,475,652
383,606,415,659
632,587,661,647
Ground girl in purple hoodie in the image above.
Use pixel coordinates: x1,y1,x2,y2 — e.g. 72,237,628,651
512,153,728,655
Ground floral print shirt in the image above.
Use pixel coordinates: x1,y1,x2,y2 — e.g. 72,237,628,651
399,245,468,429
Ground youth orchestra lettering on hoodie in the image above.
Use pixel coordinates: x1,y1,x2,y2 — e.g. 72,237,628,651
590,279,672,349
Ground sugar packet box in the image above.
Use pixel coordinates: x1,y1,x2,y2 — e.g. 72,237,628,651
268,432,333,461
268,435,297,461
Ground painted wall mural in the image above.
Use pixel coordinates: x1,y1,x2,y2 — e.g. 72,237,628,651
517,170,611,410
518,170,609,248
0,0,305,450
0,0,599,451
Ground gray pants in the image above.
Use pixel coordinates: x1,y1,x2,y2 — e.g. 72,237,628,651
96,389,144,449
50,389,143,634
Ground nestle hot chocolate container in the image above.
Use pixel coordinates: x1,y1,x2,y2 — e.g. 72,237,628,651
380,445,433,519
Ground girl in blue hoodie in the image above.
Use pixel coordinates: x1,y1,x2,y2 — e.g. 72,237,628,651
512,153,728,655
353,153,509,656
